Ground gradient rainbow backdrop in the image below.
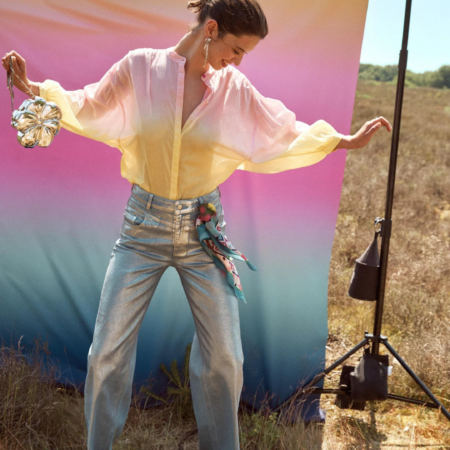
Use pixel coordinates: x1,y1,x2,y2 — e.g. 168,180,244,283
0,0,368,422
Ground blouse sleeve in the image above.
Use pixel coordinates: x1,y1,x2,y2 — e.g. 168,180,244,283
38,50,136,150
235,75,345,174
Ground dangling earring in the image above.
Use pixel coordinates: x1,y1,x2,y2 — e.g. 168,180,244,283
203,37,211,67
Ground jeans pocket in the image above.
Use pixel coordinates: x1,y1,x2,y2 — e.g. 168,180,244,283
123,208,146,226
123,197,148,227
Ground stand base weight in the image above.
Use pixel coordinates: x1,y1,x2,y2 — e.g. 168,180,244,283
272,333,450,422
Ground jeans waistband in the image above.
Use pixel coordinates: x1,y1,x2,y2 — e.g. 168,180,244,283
131,184,221,213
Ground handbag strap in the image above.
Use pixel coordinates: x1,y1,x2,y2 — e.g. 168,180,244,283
6,58,36,115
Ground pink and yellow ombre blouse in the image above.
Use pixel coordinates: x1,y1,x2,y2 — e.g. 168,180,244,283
38,47,345,200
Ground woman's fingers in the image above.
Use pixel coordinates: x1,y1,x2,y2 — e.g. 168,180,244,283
10,56,20,75
1,54,11,73
368,116,392,132
351,117,392,149
2,51,14,68
2,51,26,76
2,51,30,93
368,122,382,135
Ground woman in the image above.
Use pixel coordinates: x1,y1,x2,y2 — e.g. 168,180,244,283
3,0,392,449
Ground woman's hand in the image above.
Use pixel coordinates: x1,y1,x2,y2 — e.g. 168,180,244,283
2,50,39,97
343,116,393,150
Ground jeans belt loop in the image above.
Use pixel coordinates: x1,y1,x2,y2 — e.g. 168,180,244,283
146,193,154,210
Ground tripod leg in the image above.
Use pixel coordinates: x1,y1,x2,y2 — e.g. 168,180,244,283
272,337,369,413
383,341,450,421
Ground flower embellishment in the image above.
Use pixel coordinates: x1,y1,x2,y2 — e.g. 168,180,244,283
198,202,217,222
11,97,62,148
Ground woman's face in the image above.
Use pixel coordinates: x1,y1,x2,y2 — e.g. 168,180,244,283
205,22,261,70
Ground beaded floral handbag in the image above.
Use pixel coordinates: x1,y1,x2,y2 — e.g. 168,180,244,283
7,58,62,148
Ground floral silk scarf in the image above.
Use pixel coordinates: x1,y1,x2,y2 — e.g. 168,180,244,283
195,203,257,304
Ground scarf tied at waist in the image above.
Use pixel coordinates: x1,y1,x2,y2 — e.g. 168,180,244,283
195,203,257,304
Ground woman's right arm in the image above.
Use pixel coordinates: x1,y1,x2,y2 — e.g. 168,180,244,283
2,50,136,149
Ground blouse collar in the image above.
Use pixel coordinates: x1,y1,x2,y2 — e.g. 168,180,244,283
166,47,216,85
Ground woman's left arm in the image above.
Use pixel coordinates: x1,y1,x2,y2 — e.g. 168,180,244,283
335,117,392,150
235,75,391,174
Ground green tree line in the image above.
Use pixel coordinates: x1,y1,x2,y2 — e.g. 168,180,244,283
359,63,450,89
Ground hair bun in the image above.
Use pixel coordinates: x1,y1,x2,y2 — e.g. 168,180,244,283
187,0,208,14
187,0,268,40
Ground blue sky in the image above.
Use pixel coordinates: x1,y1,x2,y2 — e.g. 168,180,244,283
360,0,449,73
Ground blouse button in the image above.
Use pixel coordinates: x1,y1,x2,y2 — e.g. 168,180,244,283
177,205,183,210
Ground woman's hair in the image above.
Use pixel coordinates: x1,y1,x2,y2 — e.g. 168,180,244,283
187,0,268,39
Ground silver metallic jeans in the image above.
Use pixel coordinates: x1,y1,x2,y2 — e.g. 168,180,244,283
84,183,244,450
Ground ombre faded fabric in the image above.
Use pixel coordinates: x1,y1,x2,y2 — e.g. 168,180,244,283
85,183,244,450
38,46,344,200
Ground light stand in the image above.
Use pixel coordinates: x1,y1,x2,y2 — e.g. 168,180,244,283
273,0,450,422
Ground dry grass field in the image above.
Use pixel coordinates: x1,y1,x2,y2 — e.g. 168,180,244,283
323,78,450,448
1,79,449,449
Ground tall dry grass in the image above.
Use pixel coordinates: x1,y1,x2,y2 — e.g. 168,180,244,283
325,79,450,448
1,79,449,448
329,80,450,396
